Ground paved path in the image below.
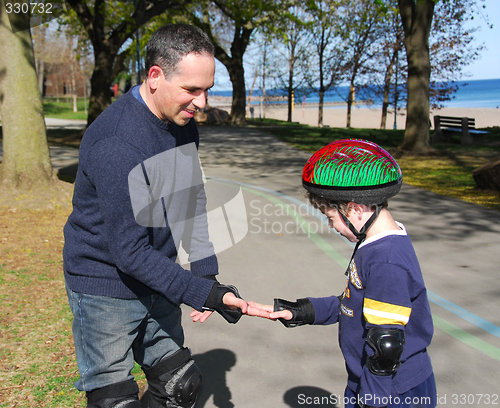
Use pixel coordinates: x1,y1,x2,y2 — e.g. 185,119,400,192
6,120,500,407
187,125,500,408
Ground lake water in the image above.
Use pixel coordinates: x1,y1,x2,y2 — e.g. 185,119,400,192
209,78,500,109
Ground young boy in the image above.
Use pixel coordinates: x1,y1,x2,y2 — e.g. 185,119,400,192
247,139,437,408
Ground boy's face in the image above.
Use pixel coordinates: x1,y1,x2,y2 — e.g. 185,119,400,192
323,206,358,242
148,52,215,126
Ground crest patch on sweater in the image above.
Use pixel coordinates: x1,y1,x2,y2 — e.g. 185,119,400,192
341,304,354,317
348,260,363,289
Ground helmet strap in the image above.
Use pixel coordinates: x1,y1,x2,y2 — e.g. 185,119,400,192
339,204,383,277
338,203,383,242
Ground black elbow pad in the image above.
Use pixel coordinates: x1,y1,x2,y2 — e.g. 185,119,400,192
366,327,405,376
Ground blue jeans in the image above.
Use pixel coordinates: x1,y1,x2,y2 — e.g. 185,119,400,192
66,284,185,392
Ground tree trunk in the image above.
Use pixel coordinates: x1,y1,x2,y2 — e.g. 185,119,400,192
318,88,325,127
245,75,257,117
72,71,77,113
65,0,184,128
38,58,45,98
381,97,389,129
227,60,246,125
33,24,46,99
346,82,354,128
0,2,54,189
87,47,116,126
398,0,435,153
380,51,396,129
261,46,267,119
84,76,88,115
287,64,293,123
212,33,249,125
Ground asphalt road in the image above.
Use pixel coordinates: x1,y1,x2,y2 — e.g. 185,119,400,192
19,120,500,407
180,125,500,408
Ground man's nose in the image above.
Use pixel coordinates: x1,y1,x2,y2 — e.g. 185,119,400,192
193,91,207,110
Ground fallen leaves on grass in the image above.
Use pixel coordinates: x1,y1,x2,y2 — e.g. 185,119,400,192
396,152,500,211
0,205,85,407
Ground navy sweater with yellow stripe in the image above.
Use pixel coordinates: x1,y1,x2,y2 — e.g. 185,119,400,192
309,224,434,401
63,89,217,310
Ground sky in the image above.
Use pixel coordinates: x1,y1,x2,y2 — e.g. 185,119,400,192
464,0,500,80
212,0,499,91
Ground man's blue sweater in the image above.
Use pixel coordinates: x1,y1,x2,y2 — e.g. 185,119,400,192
63,89,217,310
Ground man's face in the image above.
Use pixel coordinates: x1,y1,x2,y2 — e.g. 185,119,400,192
150,52,215,126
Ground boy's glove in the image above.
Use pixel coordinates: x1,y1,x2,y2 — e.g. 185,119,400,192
203,283,243,324
274,298,315,328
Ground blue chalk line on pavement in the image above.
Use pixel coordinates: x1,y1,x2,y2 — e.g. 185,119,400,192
426,291,500,339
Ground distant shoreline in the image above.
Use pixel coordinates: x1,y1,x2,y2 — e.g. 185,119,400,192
208,95,366,108
207,96,500,129
208,78,500,111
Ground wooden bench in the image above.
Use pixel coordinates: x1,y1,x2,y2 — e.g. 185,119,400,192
432,115,488,145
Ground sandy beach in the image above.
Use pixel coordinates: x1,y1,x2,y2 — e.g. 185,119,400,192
208,96,500,129
264,105,500,129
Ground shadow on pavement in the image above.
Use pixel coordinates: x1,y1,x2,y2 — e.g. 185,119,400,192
283,386,339,407
193,349,237,408
198,125,500,243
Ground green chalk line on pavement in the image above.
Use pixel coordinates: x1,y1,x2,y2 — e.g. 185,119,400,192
238,184,349,267
208,177,500,361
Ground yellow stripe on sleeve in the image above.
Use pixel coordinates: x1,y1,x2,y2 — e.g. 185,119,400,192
363,298,411,326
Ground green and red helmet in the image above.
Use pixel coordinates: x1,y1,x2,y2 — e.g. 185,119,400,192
302,139,403,204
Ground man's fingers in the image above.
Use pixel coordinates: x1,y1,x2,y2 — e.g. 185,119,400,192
190,309,213,323
247,301,274,313
222,292,247,314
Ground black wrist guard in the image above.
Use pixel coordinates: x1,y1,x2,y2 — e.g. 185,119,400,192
273,298,315,328
203,283,243,324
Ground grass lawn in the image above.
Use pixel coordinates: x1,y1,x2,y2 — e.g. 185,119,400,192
0,205,85,407
42,97,89,121
0,113,499,406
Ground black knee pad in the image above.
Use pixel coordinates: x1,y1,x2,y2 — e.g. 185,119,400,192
86,379,141,408
142,347,202,408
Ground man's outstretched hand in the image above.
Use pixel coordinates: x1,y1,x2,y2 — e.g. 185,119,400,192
191,291,248,323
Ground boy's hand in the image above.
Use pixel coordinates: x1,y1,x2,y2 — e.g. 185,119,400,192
273,298,315,327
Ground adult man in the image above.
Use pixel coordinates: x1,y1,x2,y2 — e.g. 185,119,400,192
63,24,246,408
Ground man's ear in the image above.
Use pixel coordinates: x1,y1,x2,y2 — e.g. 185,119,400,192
147,66,163,90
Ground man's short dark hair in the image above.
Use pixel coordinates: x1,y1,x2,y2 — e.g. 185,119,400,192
145,23,214,79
